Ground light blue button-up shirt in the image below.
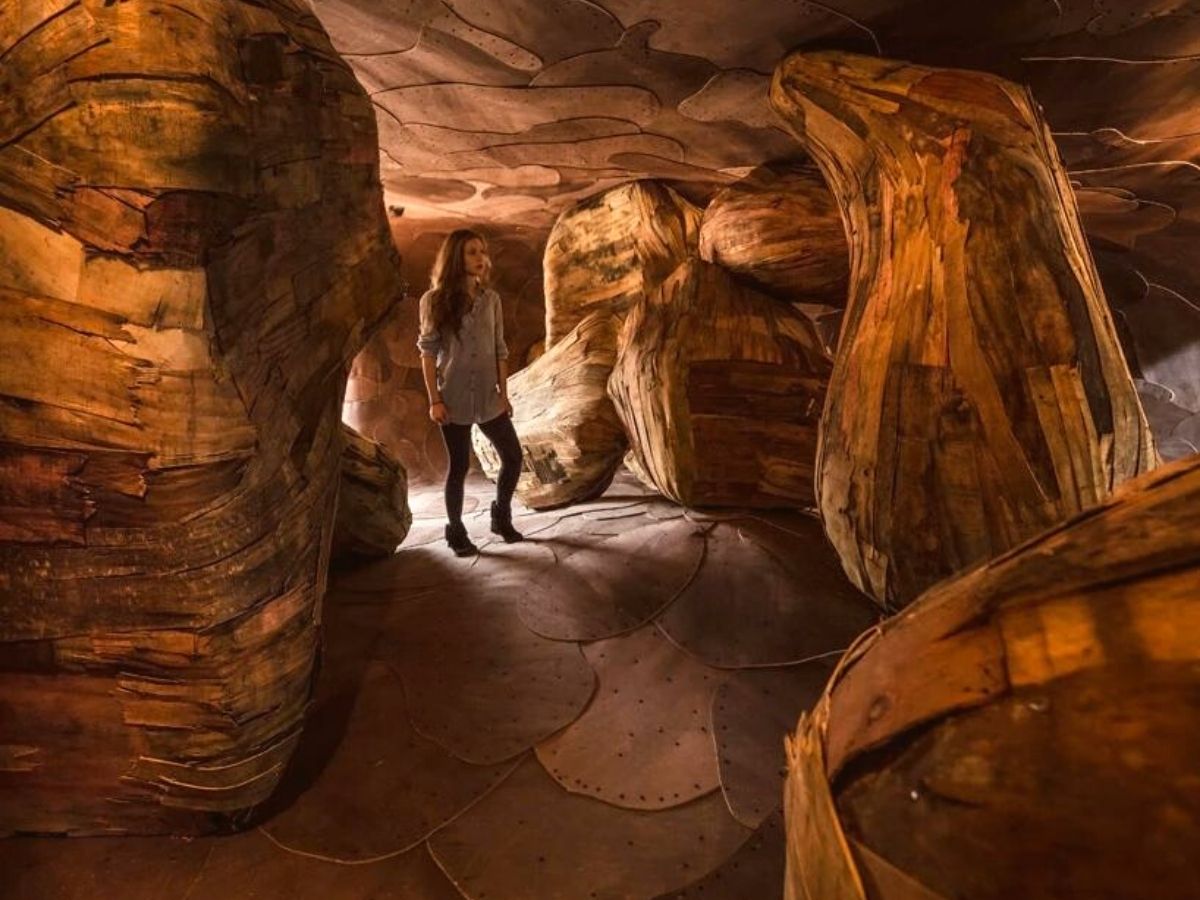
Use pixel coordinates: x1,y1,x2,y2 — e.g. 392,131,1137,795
417,287,508,425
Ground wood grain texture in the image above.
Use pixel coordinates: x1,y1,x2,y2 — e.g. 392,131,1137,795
0,0,402,834
473,310,626,508
699,161,849,306
609,259,832,508
770,51,1157,610
784,453,1200,900
332,424,412,561
543,179,700,348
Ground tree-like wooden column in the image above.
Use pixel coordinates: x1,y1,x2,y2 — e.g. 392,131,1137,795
699,162,848,306
473,312,627,509
333,425,412,561
784,454,1200,900
770,51,1157,609
609,260,832,508
543,180,700,348
0,1,401,834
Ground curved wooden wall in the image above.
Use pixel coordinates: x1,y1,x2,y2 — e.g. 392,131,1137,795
0,0,401,834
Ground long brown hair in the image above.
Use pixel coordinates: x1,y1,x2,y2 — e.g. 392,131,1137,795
428,228,488,339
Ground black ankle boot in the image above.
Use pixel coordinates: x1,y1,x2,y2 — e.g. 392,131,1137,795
445,521,478,557
490,501,524,543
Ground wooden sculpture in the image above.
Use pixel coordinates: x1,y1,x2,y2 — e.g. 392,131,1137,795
0,0,402,834
473,312,626,508
770,51,1156,609
543,180,700,348
699,162,848,306
332,425,412,560
609,260,832,508
783,454,1200,900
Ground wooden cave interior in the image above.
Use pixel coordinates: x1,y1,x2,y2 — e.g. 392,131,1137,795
1,2,1198,898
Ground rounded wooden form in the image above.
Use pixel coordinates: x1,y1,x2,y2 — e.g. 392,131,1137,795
609,260,832,508
543,180,700,349
783,454,1200,900
0,0,401,833
333,425,412,561
770,51,1156,609
699,162,848,306
473,312,627,509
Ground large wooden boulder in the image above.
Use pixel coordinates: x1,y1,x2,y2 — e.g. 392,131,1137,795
771,51,1157,610
699,162,848,306
0,0,401,834
332,425,412,561
608,260,832,508
473,312,626,509
784,454,1200,900
543,180,700,348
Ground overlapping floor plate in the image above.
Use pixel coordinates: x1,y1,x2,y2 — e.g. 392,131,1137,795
1,831,461,900
261,662,518,860
517,519,706,641
428,756,751,900
711,664,832,828
650,809,787,900
658,522,876,667
536,625,725,810
378,550,597,765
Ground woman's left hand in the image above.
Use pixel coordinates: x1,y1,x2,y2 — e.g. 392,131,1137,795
501,396,513,417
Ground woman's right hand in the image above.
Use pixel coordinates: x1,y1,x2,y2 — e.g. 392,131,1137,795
429,400,449,424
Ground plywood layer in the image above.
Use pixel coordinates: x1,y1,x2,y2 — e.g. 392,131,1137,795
699,162,848,306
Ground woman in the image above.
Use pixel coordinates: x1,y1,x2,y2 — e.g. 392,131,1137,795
417,229,525,556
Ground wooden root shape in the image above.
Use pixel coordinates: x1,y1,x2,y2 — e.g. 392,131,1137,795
770,51,1156,609
784,455,1200,900
698,161,848,307
333,425,412,561
473,312,627,509
609,260,832,508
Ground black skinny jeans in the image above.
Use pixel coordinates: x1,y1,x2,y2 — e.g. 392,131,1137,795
440,413,522,525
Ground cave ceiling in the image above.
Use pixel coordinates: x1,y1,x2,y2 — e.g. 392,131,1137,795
308,0,1200,332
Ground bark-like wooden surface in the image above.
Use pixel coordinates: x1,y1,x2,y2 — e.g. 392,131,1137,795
333,424,412,561
784,454,1200,900
699,162,848,306
609,259,832,508
771,51,1157,610
543,180,700,348
473,311,627,508
0,0,402,834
